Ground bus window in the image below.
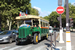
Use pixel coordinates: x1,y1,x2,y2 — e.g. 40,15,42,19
25,20,32,26
33,20,39,27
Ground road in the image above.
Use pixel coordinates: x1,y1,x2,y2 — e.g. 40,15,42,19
0,32,59,50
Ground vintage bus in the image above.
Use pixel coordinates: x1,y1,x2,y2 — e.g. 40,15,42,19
15,15,49,45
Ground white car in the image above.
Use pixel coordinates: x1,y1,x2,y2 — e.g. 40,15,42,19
49,26,53,35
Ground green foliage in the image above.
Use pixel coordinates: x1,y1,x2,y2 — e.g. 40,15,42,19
62,3,75,28
0,0,39,31
44,16,49,21
44,11,59,27
43,3,75,28
49,11,59,27
30,8,39,16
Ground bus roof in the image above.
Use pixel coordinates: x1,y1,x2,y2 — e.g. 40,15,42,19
16,15,49,22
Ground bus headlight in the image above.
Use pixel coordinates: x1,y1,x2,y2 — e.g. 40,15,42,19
29,34,31,36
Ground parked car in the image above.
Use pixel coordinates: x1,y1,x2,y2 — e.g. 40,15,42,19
53,27,59,31
0,30,18,43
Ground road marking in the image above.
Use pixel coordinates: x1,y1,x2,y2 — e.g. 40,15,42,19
55,47,62,50
8,46,23,50
20,46,32,50
62,46,74,50
34,46,45,50
0,47,10,50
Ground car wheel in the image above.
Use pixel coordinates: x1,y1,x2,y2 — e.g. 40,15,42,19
33,33,38,44
9,38,12,43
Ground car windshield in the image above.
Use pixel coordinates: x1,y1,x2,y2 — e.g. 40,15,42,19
0,31,12,35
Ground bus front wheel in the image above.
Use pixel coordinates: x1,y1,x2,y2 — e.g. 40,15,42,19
33,33,38,44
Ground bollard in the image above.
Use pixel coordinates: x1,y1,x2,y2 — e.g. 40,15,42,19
51,33,52,50
54,32,56,47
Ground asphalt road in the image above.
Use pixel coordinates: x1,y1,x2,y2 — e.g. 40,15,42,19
0,32,59,50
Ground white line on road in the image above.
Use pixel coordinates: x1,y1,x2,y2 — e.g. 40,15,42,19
8,46,23,50
20,46,32,50
0,47,10,50
34,46,45,50
55,47,62,50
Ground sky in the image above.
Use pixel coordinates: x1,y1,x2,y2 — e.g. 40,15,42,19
30,0,75,17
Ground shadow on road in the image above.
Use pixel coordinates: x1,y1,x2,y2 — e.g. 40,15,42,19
54,48,61,50
44,43,51,47
0,42,9,44
17,37,46,46
16,40,33,46
0,41,15,44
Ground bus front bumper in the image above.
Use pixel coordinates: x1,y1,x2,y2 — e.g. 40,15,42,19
16,38,27,42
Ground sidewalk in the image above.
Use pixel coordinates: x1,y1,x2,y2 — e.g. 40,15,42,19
51,32,75,50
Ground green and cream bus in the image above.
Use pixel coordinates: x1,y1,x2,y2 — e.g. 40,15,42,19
15,15,49,44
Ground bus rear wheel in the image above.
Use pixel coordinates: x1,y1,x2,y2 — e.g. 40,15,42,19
33,33,38,44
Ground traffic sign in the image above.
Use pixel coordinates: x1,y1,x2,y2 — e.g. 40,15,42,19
56,6,64,14
58,0,62,6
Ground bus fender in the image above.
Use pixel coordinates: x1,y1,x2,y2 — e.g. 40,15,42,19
38,33,41,40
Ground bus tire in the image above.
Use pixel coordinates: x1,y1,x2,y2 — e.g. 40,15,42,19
33,33,38,44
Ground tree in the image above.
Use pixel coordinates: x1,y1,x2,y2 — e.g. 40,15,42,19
0,0,39,31
30,8,39,16
44,11,59,27
62,3,75,28
44,3,75,28
0,0,31,30
44,16,49,21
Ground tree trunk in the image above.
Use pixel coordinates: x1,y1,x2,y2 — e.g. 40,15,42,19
17,21,19,28
7,19,9,26
9,20,12,30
